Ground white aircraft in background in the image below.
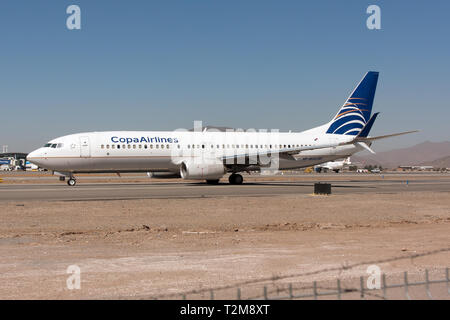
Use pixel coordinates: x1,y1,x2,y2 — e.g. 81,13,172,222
314,157,351,173
27,71,416,186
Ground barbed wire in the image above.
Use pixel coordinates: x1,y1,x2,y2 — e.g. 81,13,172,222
145,246,450,299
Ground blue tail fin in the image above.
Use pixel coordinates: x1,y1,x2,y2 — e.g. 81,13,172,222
326,71,379,136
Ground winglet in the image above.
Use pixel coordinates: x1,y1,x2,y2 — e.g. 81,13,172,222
357,112,379,138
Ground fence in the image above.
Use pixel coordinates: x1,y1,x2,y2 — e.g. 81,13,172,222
147,247,450,300
241,268,450,300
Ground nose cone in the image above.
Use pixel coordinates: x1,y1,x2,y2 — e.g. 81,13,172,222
27,148,46,167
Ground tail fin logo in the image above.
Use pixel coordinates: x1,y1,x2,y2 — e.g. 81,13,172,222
326,71,379,136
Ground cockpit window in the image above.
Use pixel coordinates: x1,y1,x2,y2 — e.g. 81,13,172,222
45,143,63,148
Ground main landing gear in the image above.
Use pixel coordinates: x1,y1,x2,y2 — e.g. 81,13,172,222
228,173,243,185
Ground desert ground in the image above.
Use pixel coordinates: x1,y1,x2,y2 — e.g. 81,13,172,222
0,172,449,299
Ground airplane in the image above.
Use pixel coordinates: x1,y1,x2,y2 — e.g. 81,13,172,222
314,157,351,173
27,71,417,186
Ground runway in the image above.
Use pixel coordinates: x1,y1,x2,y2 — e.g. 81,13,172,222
1,176,450,201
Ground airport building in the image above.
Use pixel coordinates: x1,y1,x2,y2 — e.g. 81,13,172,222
397,165,435,171
0,153,28,170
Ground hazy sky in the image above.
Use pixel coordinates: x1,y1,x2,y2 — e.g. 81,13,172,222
1,1,449,152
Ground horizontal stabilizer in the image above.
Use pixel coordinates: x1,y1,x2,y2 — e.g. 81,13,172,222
357,141,376,154
358,130,419,142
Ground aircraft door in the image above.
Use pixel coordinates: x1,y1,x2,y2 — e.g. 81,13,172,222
328,136,339,155
79,136,91,157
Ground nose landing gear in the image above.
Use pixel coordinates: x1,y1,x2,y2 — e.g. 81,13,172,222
67,178,76,186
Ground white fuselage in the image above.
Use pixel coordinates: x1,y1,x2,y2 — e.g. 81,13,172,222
27,129,364,175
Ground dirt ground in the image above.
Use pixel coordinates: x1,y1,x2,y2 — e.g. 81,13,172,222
0,187,449,299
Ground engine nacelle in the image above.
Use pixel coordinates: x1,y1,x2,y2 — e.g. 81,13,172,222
180,160,225,180
147,172,181,179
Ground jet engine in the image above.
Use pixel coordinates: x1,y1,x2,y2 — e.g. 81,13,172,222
147,172,181,179
180,160,225,180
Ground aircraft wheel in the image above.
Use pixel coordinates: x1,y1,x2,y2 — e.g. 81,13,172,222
67,178,76,186
229,174,243,185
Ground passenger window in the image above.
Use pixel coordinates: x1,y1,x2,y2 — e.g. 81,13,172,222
128,145,131,149
123,145,126,149
156,145,159,149
112,145,115,149
217,145,219,148
144,145,147,149
117,145,121,149
106,145,110,149
161,145,164,149
139,145,142,149
150,145,153,149
178,145,180,149
133,145,136,149
222,144,225,149
167,144,170,149
101,145,105,149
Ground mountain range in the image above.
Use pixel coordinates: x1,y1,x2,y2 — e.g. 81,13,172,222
351,141,450,168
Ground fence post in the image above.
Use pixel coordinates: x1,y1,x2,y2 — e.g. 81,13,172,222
446,268,450,295
289,283,293,300
425,269,433,300
360,276,364,298
263,286,268,300
237,288,241,300
313,281,317,300
337,279,341,300
210,289,214,300
382,274,387,299
404,272,411,300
